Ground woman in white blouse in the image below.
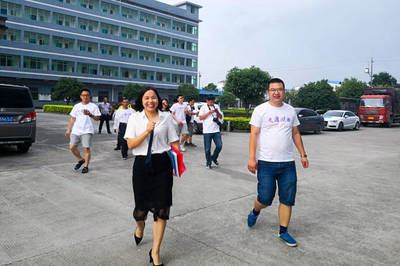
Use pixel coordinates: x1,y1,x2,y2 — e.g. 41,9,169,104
124,87,179,266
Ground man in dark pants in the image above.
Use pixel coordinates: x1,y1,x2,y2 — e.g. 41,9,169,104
113,98,134,159
98,97,112,134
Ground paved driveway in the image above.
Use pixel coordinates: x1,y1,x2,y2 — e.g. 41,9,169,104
0,112,399,265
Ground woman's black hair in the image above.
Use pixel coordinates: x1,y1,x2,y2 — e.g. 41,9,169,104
134,87,162,112
161,98,170,112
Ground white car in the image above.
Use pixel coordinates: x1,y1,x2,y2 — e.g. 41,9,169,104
323,110,360,130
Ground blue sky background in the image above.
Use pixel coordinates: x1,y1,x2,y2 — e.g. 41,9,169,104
161,0,400,89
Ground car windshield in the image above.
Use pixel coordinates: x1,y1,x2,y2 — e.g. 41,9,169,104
0,87,33,108
360,98,384,108
324,111,343,117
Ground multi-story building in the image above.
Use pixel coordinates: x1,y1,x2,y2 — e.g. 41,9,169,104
0,0,201,104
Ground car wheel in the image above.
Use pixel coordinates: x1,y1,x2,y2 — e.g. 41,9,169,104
17,143,31,153
338,122,344,131
353,122,360,130
314,125,322,134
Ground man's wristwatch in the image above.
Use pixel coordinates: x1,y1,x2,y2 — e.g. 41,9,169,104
300,154,307,158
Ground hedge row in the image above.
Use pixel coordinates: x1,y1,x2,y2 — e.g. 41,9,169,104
222,109,253,117
43,105,73,114
222,117,251,131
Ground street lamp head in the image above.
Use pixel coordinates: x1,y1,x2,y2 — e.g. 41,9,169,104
364,67,370,74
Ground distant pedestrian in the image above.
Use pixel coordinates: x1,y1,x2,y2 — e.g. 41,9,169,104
185,97,198,147
199,95,224,169
170,95,188,151
65,89,100,174
161,98,170,112
124,87,179,266
98,96,112,134
247,78,309,247
113,98,135,160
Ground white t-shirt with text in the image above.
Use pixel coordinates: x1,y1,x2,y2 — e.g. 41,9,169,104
250,102,300,162
170,102,188,124
70,102,101,135
199,104,223,134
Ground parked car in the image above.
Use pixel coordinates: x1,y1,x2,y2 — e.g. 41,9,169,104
190,102,206,134
295,108,324,134
323,110,360,130
0,84,36,152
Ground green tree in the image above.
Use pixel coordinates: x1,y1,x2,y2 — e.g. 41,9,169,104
295,80,340,110
176,83,199,100
203,82,218,92
283,90,298,105
52,77,85,102
218,91,237,108
123,83,144,101
336,78,368,98
372,72,397,87
225,66,271,111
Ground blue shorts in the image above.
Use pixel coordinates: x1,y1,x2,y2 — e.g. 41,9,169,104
257,160,297,206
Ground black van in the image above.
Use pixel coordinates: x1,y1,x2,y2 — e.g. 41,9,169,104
0,84,36,153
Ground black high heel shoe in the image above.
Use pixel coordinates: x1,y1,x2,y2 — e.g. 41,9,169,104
149,249,164,266
134,222,145,245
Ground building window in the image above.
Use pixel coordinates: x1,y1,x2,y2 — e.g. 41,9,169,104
78,17,98,32
172,21,185,32
121,27,137,40
24,31,49,46
77,62,97,75
172,74,185,84
100,22,119,36
24,6,50,22
121,68,137,79
57,0,76,4
156,53,170,64
187,42,197,52
186,58,197,68
121,6,137,20
186,75,197,86
172,56,185,66
156,16,171,29
53,36,74,49
53,12,76,27
23,56,49,70
0,53,20,67
156,35,170,46
0,1,21,17
139,51,155,62
77,40,97,53
121,47,137,59
172,38,185,49
100,44,118,56
139,70,154,81
187,24,198,35
79,0,98,10
101,1,119,15
156,72,171,82
190,6,196,14
52,59,74,72
100,65,118,77
139,31,155,43
2,28,21,41
139,12,155,24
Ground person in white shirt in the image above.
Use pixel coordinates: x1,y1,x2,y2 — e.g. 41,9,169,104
170,95,188,151
184,97,199,147
199,95,224,169
65,89,101,174
124,87,179,266
247,78,309,247
113,97,135,160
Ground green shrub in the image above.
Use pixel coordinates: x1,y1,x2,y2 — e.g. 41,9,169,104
222,109,253,117
43,105,73,114
222,117,251,131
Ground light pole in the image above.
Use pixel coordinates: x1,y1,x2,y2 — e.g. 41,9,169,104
364,57,374,86
198,71,201,89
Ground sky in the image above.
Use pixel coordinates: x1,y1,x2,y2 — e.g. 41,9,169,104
160,0,400,89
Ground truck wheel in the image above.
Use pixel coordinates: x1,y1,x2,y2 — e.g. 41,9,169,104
17,143,31,153
353,122,360,130
338,122,344,131
362,123,368,127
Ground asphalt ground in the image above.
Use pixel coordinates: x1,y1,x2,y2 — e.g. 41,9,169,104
0,111,399,266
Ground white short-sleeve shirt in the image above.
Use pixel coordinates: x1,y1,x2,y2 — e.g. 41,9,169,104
199,104,223,134
124,110,179,156
113,107,135,130
250,102,300,162
70,102,101,135
170,102,187,124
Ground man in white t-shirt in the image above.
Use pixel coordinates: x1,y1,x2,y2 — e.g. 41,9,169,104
199,95,224,169
65,89,101,174
170,95,188,151
113,98,135,160
246,78,309,247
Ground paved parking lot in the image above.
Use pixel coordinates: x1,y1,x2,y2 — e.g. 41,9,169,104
1,111,399,265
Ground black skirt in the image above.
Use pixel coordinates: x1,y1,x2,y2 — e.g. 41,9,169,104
132,152,173,221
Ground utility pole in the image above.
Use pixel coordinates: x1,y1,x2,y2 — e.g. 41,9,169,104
364,57,374,86
198,71,201,89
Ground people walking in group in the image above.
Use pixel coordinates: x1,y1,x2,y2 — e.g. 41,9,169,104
247,78,309,247
184,97,198,147
161,98,170,112
98,96,112,134
124,87,179,266
170,95,188,152
199,95,224,169
113,98,135,160
65,89,101,174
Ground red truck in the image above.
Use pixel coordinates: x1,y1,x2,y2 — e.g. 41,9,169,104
359,87,400,127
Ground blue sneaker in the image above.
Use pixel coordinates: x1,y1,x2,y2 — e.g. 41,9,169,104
278,231,297,247
247,210,258,227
